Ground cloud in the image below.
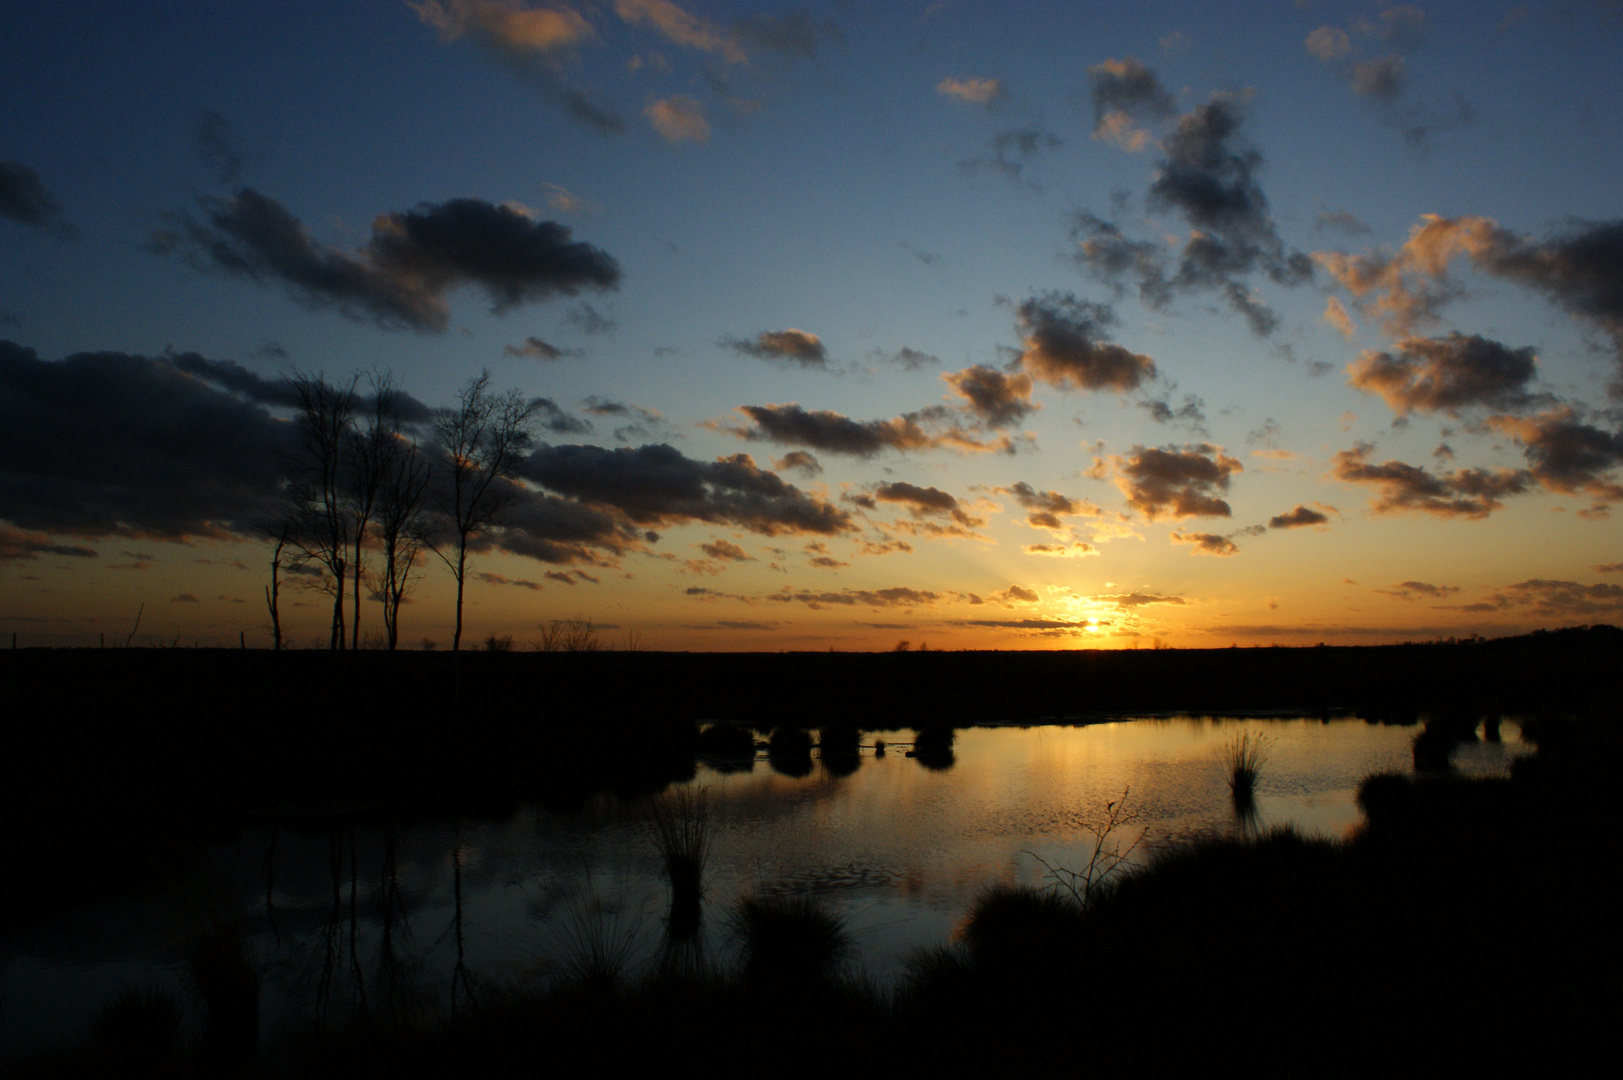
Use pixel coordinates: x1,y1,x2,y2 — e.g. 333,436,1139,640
0,342,289,540
729,403,1012,457
698,538,752,562
1346,333,1538,415
1325,296,1356,338
876,347,939,370
941,365,1036,427
725,328,827,367
1070,212,1172,306
1171,530,1239,556
0,160,76,238
1108,443,1243,519
1331,443,1531,518
873,481,978,527
0,524,98,562
1089,56,1175,140
1023,541,1098,557
1305,26,1352,62
615,0,746,63
768,586,942,610
505,335,583,360
534,398,592,434
1350,54,1406,100
1143,93,1314,333
937,76,1004,106
154,189,620,332
410,1,623,131
993,584,1039,603
1489,578,1623,618
773,450,821,475
1012,292,1156,392
194,110,244,185
517,443,852,538
1319,215,1623,379
1316,210,1372,236
1377,580,1460,600
645,95,711,143
1269,505,1329,529
1487,408,1623,498
959,123,1062,189
565,302,617,334
1139,393,1208,434
542,183,595,214
477,571,544,590
1094,592,1186,608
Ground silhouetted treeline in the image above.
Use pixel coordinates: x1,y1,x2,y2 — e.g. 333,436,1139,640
2,625,1615,923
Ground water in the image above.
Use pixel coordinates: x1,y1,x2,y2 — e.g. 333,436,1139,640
0,716,1526,1052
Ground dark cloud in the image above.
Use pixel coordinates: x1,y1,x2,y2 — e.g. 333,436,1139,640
411,0,626,133
768,586,941,609
1000,481,1082,516
731,404,1010,457
1495,579,1623,618
1140,393,1208,433
476,572,543,590
0,524,97,562
1269,505,1329,529
773,450,821,475
1489,409,1623,497
1024,541,1098,557
699,539,752,562
505,336,582,360
0,342,289,539
566,301,616,335
194,109,243,185
534,398,592,435
1110,444,1242,519
1377,581,1460,600
1478,219,1623,381
1095,592,1186,607
1332,443,1531,518
1089,56,1176,127
874,481,959,516
1346,333,1538,415
1316,210,1373,236
877,346,939,370
1171,530,1239,556
1083,91,1312,334
724,329,828,367
734,10,844,59
959,123,1063,190
518,443,852,537
153,188,620,332
166,354,300,408
0,160,75,238
1349,54,1406,101
1013,292,1156,392
942,365,1037,427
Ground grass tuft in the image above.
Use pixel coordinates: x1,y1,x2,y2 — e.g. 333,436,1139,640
730,894,852,985
1225,730,1273,806
649,786,712,938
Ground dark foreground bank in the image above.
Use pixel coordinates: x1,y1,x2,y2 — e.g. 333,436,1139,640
6,715,1610,1076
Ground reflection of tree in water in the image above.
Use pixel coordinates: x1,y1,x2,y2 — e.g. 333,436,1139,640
444,826,478,1017
911,726,956,770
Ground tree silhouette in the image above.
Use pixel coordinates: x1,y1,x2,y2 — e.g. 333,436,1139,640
431,370,542,652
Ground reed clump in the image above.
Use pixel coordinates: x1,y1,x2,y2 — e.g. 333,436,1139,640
1225,730,1273,805
649,786,712,908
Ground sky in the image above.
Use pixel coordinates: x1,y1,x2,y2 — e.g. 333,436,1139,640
3,0,1622,651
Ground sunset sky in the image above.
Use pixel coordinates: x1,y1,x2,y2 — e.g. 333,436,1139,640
3,1,1622,650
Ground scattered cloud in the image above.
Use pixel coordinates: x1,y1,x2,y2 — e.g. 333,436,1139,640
727,403,1013,457
942,365,1037,428
1346,332,1539,415
1012,292,1156,392
1171,530,1239,556
1269,505,1329,529
645,95,711,142
1331,443,1531,518
505,335,583,360
0,160,76,238
725,328,828,367
937,76,1004,106
1106,443,1243,519
150,189,620,332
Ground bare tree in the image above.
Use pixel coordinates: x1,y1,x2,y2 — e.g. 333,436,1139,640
370,424,431,651
265,520,290,651
344,371,411,651
431,370,542,651
286,371,359,650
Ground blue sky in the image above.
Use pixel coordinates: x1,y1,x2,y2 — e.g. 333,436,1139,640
4,1,1622,650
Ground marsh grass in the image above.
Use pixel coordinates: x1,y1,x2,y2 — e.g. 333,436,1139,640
1225,731,1274,806
730,894,852,985
649,786,711,938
